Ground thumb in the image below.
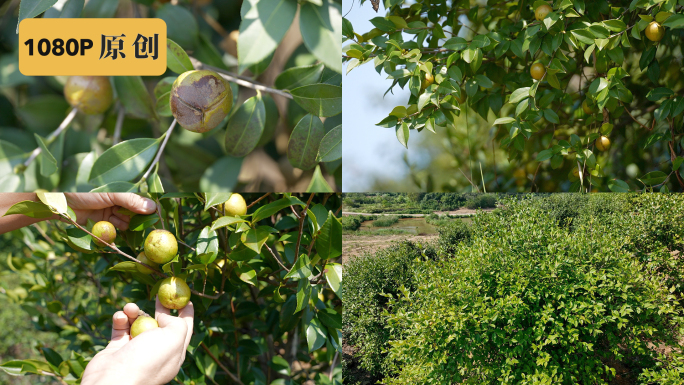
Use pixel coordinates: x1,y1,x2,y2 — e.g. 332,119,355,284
105,311,131,352
108,193,156,215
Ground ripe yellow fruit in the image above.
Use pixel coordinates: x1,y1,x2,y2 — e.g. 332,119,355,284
158,277,191,310
535,4,553,21
421,72,434,90
530,63,546,80
595,135,611,151
222,193,247,216
136,252,159,275
64,76,113,115
645,21,665,42
130,316,158,338
144,229,178,264
582,100,594,115
92,221,116,247
572,168,580,178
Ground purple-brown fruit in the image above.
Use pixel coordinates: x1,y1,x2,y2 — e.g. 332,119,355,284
170,70,232,133
92,221,116,247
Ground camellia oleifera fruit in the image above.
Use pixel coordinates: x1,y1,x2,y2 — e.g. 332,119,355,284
535,4,552,21
222,193,247,216
170,70,233,133
582,100,594,115
158,277,191,310
136,252,159,275
64,76,113,115
130,315,159,338
645,21,665,42
420,71,434,90
595,135,611,151
92,221,116,246
144,229,178,264
530,63,546,80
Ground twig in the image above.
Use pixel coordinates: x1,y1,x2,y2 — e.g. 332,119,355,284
141,119,177,182
201,342,245,385
178,239,196,252
264,244,289,272
246,193,271,209
294,194,315,262
189,57,293,100
24,107,78,167
113,105,125,145
329,351,339,381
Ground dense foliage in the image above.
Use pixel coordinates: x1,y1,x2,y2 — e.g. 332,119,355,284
345,0,684,192
343,192,498,213
0,192,342,385
344,194,684,384
0,0,341,193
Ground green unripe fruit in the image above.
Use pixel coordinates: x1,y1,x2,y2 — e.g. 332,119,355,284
530,63,546,80
158,277,191,310
136,252,159,275
64,76,113,115
582,100,594,115
144,229,178,264
130,315,159,338
170,70,233,133
222,193,247,216
92,221,116,247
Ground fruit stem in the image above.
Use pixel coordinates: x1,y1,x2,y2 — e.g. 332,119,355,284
23,107,78,168
189,57,294,100
141,119,177,182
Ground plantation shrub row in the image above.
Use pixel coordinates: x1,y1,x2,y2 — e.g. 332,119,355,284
343,194,684,384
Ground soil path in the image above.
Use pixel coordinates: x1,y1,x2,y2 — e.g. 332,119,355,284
343,234,438,264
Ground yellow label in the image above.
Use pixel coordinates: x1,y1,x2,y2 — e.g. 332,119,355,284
19,18,167,76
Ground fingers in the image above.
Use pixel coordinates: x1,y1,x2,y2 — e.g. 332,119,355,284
107,193,156,215
123,303,140,324
154,295,172,326
106,311,131,351
178,302,195,351
108,214,129,230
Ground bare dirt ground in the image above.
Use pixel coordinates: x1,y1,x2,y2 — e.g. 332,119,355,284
343,233,438,264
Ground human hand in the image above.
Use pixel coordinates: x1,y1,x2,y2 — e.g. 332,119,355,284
81,298,194,385
65,193,156,230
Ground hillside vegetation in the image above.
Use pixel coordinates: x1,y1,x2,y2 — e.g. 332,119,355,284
344,194,684,384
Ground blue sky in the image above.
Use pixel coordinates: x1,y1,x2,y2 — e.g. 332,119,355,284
342,0,415,192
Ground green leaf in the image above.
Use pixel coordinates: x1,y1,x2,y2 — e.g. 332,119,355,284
128,214,159,231
536,149,555,161
205,193,232,210
290,84,341,117
65,227,95,253
112,76,156,120
155,91,172,117
199,156,243,192
225,94,266,158
36,192,67,214
663,14,684,29
88,138,161,185
317,124,341,162
638,171,668,186
646,88,674,101
166,39,193,74
288,114,325,170
34,134,57,177
81,0,118,18
210,216,246,232
17,0,58,32
197,226,219,265
40,348,63,368
241,226,271,254
44,0,83,18
306,317,327,352
317,308,342,329
608,178,630,192
325,263,341,297
284,254,312,280
509,87,531,104
0,359,53,376
229,244,259,261
306,165,334,192
0,140,26,177
109,261,138,272
493,117,515,125
300,0,342,73
275,63,325,90
3,200,53,219
269,356,291,376
396,121,409,148
316,213,341,259
235,263,258,286
90,181,138,192
238,0,297,73
252,196,305,223
639,46,656,71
